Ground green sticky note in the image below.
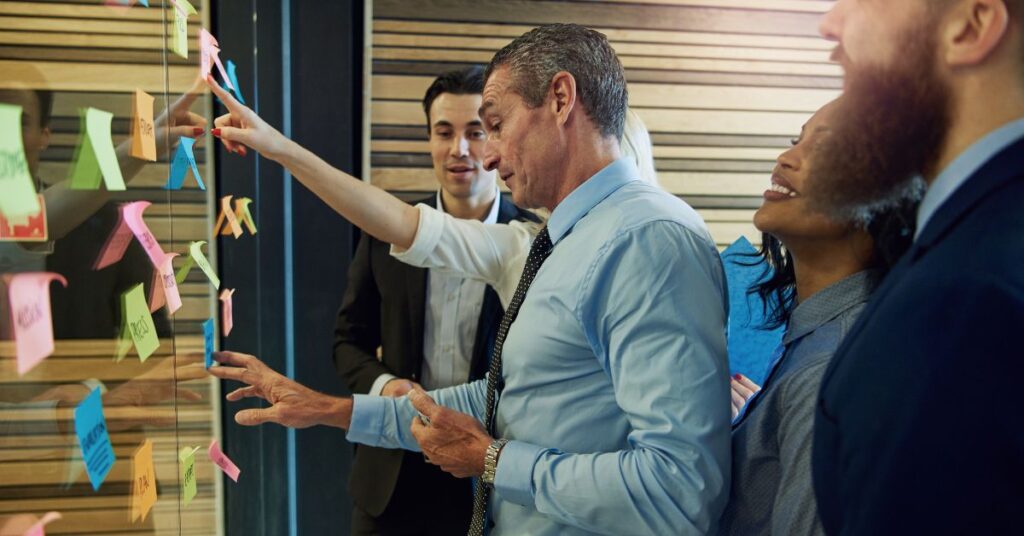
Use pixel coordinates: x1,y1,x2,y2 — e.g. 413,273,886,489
0,104,43,219
120,283,159,362
179,446,200,506
171,9,188,59
176,240,220,289
69,108,127,191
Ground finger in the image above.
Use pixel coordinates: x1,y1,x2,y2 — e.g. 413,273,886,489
206,75,248,116
731,389,746,410
177,389,203,402
737,374,761,392
208,365,253,384
176,352,204,366
410,417,429,446
212,114,241,153
212,125,254,149
226,386,261,402
235,406,278,426
173,364,209,382
168,80,204,116
213,351,258,368
407,389,440,417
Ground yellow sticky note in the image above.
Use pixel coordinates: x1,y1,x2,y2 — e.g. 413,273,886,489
215,195,243,238
119,283,160,362
0,104,43,220
234,197,258,235
175,240,220,289
131,439,158,522
131,89,157,162
169,0,196,59
179,445,200,506
68,108,127,191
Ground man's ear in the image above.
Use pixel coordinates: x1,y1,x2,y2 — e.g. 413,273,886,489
943,0,1010,67
549,71,577,127
38,126,51,152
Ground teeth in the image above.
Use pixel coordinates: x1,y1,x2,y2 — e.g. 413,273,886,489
770,183,798,197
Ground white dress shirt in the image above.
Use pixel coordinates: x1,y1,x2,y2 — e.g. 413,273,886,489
369,188,502,394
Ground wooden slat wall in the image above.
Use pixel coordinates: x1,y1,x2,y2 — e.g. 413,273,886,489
368,0,841,248
1,1,222,534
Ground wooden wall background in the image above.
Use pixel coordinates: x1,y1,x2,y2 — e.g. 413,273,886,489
367,0,842,248
1,1,221,534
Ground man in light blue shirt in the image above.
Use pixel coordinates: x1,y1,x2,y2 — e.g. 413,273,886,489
208,23,731,535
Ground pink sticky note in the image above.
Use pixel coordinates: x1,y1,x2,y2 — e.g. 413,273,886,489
149,253,182,315
22,511,61,536
208,439,240,482
5,273,67,376
199,29,235,91
93,213,133,270
94,201,166,271
219,288,234,336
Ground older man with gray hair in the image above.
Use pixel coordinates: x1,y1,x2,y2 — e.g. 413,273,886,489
206,23,731,535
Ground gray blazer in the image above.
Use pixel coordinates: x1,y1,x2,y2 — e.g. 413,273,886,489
719,270,876,535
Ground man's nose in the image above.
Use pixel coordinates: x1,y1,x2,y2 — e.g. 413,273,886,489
451,136,469,158
483,140,500,171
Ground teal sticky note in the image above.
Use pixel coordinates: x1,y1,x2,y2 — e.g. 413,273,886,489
203,318,215,368
165,137,205,190
139,0,149,6
74,387,116,491
722,236,785,385
225,60,245,104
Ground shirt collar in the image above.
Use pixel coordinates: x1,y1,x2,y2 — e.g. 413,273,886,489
783,270,877,345
915,117,1024,240
435,184,502,224
547,158,640,245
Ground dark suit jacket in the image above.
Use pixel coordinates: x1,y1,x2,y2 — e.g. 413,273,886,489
813,136,1024,534
333,194,534,516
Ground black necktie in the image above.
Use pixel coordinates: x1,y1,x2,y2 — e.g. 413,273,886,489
467,227,554,536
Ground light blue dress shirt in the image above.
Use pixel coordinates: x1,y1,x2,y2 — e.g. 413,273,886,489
916,118,1024,240
347,158,732,535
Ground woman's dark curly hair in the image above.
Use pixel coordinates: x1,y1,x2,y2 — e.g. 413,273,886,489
745,197,919,330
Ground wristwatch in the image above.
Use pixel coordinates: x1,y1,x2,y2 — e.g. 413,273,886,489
481,438,509,485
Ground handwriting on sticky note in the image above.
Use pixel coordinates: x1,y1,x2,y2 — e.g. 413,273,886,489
214,195,243,238
219,288,234,337
165,137,205,190
225,60,245,104
131,439,157,523
179,445,200,506
176,240,220,289
208,439,241,482
169,0,196,59
120,283,160,362
5,272,67,376
75,388,115,491
131,89,157,162
200,29,235,91
21,511,61,536
0,104,43,220
203,318,215,368
149,252,182,315
68,108,127,191
95,201,166,271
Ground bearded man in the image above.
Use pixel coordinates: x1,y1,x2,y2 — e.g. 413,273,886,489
810,0,1024,533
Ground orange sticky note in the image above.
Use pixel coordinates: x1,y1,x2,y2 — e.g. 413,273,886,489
219,288,234,336
234,197,258,235
130,89,157,162
148,252,182,315
131,439,157,522
5,272,67,376
214,195,243,238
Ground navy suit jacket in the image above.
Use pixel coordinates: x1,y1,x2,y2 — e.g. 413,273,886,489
813,136,1024,534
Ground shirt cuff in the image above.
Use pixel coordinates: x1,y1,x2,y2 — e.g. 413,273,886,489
390,204,445,266
369,373,399,397
493,439,547,507
345,394,386,446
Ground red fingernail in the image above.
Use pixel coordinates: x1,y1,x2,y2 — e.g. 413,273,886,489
733,373,742,380
237,146,247,156
211,128,222,137
193,127,205,136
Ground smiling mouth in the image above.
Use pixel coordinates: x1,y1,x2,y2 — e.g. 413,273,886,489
447,166,473,173
769,174,799,198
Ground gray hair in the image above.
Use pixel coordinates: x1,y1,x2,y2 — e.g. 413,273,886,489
485,23,628,139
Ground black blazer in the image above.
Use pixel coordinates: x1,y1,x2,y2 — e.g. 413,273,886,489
333,194,534,516
813,136,1024,534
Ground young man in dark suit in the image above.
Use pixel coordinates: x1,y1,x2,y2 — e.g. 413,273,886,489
333,67,534,536
809,1,1024,533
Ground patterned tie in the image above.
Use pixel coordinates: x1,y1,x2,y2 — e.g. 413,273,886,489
467,227,554,536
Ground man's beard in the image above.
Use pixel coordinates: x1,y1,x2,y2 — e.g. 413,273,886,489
808,28,951,224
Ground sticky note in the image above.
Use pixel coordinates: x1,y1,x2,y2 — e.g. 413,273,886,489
208,439,240,482
219,288,234,337
130,89,157,162
234,197,258,235
0,104,43,220
176,240,220,288
5,272,67,376
22,511,61,536
165,137,205,190
225,60,245,104
169,0,196,59
74,388,115,491
95,201,166,271
0,194,47,242
199,29,235,91
149,252,182,315
68,108,127,191
202,318,214,368
214,195,243,238
131,439,157,522
179,446,200,506
722,237,785,385
119,283,160,362
139,0,149,6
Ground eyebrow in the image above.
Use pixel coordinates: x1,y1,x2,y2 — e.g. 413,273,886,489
478,100,495,119
431,119,484,129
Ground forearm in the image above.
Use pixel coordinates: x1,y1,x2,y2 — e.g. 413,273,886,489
277,139,420,249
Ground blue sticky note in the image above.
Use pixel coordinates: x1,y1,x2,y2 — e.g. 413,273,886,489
225,60,245,104
203,318,215,368
164,137,205,190
74,387,116,491
138,0,149,6
722,237,785,385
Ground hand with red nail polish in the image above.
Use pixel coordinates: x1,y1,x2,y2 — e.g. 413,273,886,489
730,373,761,419
152,77,208,157
205,77,289,161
